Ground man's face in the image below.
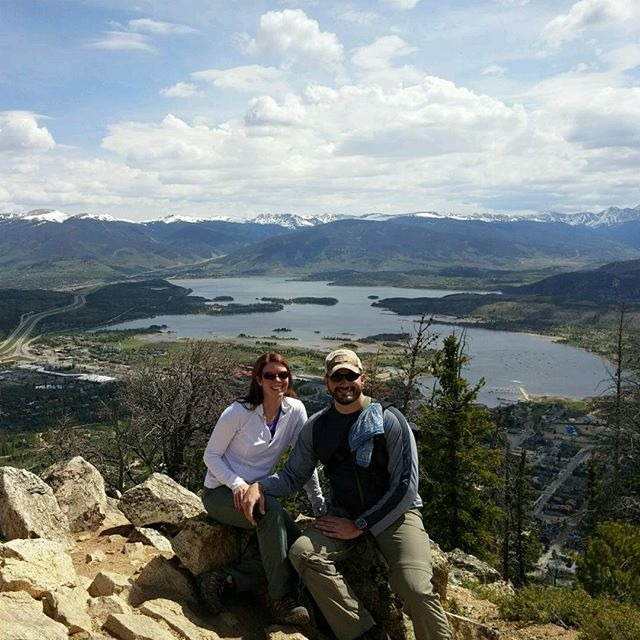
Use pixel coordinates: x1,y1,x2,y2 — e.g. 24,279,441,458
325,368,365,406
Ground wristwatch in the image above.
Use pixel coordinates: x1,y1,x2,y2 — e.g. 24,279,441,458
354,516,368,531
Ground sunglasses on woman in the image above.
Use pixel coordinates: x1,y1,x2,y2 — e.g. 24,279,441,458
261,371,291,380
329,371,361,382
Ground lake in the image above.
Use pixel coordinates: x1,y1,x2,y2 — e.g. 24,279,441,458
104,277,611,407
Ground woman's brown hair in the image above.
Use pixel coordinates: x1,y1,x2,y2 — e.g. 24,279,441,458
238,352,297,409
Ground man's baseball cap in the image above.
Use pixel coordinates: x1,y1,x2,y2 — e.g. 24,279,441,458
324,349,363,376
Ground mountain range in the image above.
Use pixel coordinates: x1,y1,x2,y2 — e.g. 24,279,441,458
2,204,640,288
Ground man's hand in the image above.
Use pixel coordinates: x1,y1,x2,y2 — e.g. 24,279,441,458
312,516,364,540
232,482,250,512
242,482,265,526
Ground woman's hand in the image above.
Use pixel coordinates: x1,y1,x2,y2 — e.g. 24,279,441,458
232,483,250,512
312,516,364,539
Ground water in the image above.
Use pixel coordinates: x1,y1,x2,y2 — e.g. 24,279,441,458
102,277,611,406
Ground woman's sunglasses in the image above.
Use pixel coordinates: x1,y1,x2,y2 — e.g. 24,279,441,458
261,371,291,380
329,371,361,382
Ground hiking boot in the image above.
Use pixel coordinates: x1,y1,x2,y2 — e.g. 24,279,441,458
356,625,391,640
272,594,310,625
197,569,234,615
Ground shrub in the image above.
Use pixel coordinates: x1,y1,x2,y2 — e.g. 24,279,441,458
497,585,593,628
579,603,640,640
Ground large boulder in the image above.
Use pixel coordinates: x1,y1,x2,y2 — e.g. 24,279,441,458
171,518,251,576
0,466,73,546
118,474,205,528
131,556,198,608
139,598,221,640
41,456,108,532
0,538,78,598
42,585,93,635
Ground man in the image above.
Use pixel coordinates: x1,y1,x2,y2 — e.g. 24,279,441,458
242,349,452,640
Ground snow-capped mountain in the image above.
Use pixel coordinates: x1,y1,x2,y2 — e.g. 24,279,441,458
249,212,346,228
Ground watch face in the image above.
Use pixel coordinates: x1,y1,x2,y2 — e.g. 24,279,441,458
355,517,367,530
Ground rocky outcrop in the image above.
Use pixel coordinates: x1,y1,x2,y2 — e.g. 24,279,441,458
41,456,108,532
0,466,73,546
446,549,503,586
0,459,520,640
118,473,205,528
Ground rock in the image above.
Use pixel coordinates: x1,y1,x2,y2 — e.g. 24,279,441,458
446,549,502,586
171,519,249,575
118,473,205,528
103,612,177,640
87,549,107,563
129,527,174,553
0,538,77,597
88,594,132,626
130,556,197,607
429,540,450,600
0,590,69,639
122,542,147,560
139,598,221,639
41,456,108,533
265,627,311,640
88,571,132,598
42,585,92,634
0,466,73,546
447,612,501,639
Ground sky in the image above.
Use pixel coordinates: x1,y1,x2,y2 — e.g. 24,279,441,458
1,0,639,221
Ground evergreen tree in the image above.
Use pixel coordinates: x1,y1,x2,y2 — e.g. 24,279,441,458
576,520,640,605
502,448,540,585
416,332,504,561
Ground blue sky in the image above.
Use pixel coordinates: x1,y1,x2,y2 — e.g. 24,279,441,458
1,0,639,221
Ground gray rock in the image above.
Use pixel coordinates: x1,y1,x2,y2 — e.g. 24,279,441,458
171,518,249,575
88,571,133,598
41,456,108,532
0,466,73,546
118,474,205,528
446,549,502,586
130,556,197,608
129,527,173,553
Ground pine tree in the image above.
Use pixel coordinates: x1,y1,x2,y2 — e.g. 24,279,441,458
416,332,504,561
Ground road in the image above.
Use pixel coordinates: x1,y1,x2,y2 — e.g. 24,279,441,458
0,294,86,363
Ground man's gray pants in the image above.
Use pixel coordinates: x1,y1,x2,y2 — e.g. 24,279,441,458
289,508,453,640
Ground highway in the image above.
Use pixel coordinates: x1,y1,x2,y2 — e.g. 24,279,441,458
0,294,86,363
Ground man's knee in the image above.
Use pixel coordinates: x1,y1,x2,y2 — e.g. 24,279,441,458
389,565,434,602
288,534,315,571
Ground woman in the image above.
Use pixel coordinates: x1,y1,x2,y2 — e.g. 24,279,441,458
200,352,325,626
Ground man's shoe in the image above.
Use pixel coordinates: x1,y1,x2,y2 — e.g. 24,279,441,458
197,569,234,615
356,625,391,640
272,594,310,625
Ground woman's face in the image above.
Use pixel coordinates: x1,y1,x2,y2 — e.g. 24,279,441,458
257,361,291,401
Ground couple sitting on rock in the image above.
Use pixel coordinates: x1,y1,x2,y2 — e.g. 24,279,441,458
200,350,452,640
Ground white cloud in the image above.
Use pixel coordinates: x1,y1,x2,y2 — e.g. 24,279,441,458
0,112,55,152
127,19,198,35
379,0,420,10
336,9,380,26
245,9,343,68
482,64,507,76
244,95,306,127
89,31,155,52
192,65,289,94
352,35,417,71
542,0,639,48
161,82,200,98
